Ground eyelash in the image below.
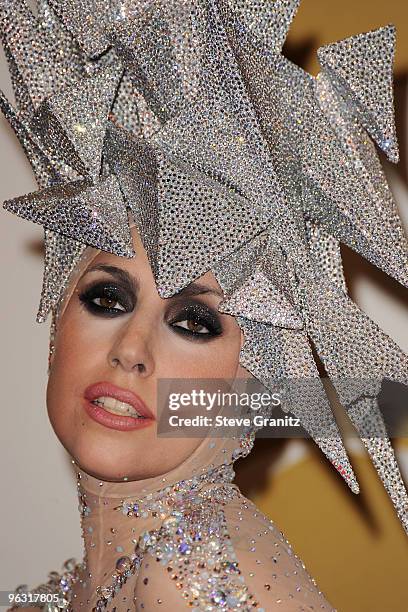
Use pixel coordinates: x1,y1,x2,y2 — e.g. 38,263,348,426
78,283,223,340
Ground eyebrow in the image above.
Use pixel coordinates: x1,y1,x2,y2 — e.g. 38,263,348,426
82,264,224,299
83,264,139,294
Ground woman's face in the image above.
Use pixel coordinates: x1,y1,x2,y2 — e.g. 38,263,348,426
47,225,248,481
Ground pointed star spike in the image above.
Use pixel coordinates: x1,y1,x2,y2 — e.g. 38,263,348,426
0,89,59,187
296,273,408,387
0,89,34,151
347,396,408,535
213,230,304,327
233,317,360,493
4,175,133,257
305,219,347,293
0,0,36,120
222,0,301,53
151,153,270,297
111,72,160,138
47,0,113,57
0,0,84,114
302,75,408,289
149,69,284,226
103,123,160,265
110,8,186,124
32,64,123,180
297,270,408,523
36,230,87,322
218,267,303,328
215,237,303,328
0,88,79,185
317,25,399,162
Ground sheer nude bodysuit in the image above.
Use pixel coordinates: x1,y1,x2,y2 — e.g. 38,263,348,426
11,430,335,611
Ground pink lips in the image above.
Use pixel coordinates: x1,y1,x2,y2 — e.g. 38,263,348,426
83,381,155,432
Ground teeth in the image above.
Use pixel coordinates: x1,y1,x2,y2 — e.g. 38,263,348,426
92,396,144,418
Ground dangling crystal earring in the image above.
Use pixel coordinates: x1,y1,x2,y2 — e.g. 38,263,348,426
47,309,58,375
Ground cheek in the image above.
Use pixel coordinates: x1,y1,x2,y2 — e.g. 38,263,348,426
47,310,114,423
53,306,119,368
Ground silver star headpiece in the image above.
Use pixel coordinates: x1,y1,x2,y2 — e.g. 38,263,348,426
1,0,408,533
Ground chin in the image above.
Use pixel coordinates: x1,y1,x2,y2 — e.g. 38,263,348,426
69,440,140,481
48,418,136,482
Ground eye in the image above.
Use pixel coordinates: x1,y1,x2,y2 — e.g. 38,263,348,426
91,296,126,312
78,282,133,316
169,303,223,340
173,318,210,335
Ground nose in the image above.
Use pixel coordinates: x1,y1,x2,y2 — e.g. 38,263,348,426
107,315,154,376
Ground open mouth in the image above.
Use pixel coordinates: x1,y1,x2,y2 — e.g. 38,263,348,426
83,382,155,431
91,396,146,418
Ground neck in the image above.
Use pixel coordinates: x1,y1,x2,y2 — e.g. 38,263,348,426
70,435,244,607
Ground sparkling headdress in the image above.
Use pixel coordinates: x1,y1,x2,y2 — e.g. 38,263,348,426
1,0,408,533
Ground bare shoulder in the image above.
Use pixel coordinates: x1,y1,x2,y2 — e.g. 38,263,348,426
133,491,336,611
222,492,336,610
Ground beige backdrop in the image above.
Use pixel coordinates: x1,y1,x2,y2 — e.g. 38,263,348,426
1,2,407,610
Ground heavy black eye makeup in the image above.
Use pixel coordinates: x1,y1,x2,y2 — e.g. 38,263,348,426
167,301,223,340
77,276,224,340
78,281,134,316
